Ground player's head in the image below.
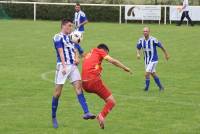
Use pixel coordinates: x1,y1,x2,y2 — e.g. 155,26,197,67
61,18,73,34
75,3,81,12
143,27,150,38
97,44,109,54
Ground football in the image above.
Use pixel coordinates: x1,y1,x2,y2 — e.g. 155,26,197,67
70,31,83,44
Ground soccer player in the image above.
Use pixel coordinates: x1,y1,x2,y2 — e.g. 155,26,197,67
74,3,88,33
51,18,95,129
81,44,132,129
177,0,194,26
136,27,169,91
73,3,87,57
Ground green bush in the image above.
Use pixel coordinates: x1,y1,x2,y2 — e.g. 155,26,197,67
1,3,33,19
1,3,121,22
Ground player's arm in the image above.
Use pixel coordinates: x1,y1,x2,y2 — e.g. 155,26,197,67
104,55,132,74
57,48,67,75
136,40,142,59
74,49,80,65
160,46,170,61
136,49,141,59
79,20,88,27
74,44,85,58
79,13,88,27
157,41,170,60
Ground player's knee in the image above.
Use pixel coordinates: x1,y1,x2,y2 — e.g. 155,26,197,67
151,73,157,77
75,86,83,95
73,80,83,94
76,89,83,95
145,73,150,78
112,99,116,107
54,85,62,97
108,97,116,107
54,91,61,98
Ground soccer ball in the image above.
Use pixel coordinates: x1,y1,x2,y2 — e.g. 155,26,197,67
70,31,83,44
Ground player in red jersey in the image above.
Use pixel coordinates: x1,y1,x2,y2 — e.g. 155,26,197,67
81,44,132,129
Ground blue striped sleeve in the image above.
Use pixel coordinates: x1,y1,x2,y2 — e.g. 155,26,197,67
75,44,84,55
53,35,63,49
156,41,163,48
136,39,142,49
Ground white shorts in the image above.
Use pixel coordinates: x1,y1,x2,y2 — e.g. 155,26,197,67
145,61,158,73
55,64,81,85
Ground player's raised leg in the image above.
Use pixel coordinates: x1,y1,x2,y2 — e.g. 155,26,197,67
51,84,63,128
72,80,96,120
152,72,164,91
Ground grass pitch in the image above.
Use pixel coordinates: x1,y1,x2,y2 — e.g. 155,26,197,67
0,20,200,134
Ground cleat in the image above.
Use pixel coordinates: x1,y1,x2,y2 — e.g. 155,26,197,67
83,112,96,120
52,117,58,128
159,87,164,92
144,88,149,92
97,113,105,129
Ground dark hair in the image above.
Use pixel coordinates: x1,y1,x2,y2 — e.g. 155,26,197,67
97,43,109,52
76,3,80,6
61,18,73,27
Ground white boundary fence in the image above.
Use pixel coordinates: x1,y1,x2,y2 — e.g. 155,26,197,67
0,1,200,24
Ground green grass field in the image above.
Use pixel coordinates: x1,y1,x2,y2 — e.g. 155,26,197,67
0,20,200,134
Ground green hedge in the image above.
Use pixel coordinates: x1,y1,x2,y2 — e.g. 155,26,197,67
1,3,121,22
1,3,33,19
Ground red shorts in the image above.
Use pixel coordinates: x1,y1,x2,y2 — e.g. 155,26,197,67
82,77,112,100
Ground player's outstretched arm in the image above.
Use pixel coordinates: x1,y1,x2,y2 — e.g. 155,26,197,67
104,55,132,74
160,47,170,61
58,48,67,75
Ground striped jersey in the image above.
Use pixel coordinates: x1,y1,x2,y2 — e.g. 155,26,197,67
74,10,87,32
53,32,76,65
137,36,163,65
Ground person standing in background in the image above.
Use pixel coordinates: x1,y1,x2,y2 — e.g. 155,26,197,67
74,3,88,57
74,3,88,32
177,0,194,26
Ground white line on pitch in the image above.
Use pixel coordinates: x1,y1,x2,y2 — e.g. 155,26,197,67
40,71,200,108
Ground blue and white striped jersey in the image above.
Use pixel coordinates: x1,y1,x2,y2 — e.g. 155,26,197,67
137,36,163,65
53,32,76,65
74,10,87,32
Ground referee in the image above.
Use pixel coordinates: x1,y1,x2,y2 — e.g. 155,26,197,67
177,0,194,26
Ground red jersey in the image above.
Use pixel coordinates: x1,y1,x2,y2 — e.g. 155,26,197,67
82,48,107,81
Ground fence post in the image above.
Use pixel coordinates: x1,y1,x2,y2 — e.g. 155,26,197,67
119,5,122,24
164,6,167,24
34,2,36,21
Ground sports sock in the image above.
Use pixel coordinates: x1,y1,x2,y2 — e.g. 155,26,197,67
100,100,115,118
145,78,150,90
153,76,163,89
52,96,59,118
77,92,89,114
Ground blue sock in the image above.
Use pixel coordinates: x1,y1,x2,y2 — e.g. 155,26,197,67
77,92,89,114
154,76,163,89
52,96,59,118
145,78,150,90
